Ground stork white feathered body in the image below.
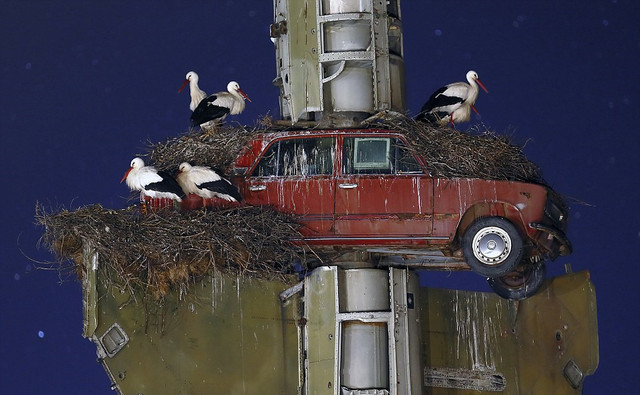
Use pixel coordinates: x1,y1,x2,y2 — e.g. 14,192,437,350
190,81,250,128
121,158,185,202
449,103,472,125
176,162,242,202
416,70,488,126
178,71,207,111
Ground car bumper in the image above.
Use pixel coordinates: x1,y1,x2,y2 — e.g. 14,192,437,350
529,222,573,258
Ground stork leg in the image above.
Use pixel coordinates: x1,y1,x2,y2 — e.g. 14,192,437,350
449,113,455,128
471,105,480,115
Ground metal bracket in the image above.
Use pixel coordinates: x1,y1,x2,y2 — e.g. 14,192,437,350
99,323,129,358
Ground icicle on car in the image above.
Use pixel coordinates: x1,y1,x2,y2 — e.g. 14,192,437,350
415,70,488,126
176,162,242,203
121,157,185,202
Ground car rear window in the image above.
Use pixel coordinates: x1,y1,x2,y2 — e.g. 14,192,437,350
342,137,423,175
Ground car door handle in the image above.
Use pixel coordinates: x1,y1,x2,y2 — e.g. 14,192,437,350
249,185,266,191
339,183,358,189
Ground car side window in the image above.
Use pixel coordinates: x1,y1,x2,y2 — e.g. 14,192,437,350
395,141,424,174
252,137,334,177
342,137,423,175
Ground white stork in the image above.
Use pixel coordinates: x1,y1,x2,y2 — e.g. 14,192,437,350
415,70,488,126
178,71,207,111
190,81,251,129
176,162,242,203
121,158,185,202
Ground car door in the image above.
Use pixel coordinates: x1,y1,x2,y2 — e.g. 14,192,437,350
242,136,336,236
334,134,434,239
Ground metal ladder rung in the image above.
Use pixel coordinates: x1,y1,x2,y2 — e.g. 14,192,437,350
336,311,392,323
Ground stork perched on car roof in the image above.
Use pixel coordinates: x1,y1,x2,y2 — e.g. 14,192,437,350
179,71,251,130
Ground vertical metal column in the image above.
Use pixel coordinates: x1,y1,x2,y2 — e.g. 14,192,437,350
271,0,406,126
318,0,406,124
303,266,422,394
339,268,391,391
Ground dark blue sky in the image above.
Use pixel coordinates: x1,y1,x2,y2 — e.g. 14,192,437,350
2,1,638,393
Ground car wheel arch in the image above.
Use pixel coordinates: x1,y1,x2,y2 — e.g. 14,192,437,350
455,202,527,246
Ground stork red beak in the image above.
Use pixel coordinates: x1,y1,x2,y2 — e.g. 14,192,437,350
121,167,132,183
471,105,480,115
476,78,488,94
178,79,189,93
238,88,251,102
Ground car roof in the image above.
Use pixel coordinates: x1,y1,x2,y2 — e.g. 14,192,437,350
253,128,404,141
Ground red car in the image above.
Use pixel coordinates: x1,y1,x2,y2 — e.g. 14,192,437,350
238,129,570,296
177,128,571,299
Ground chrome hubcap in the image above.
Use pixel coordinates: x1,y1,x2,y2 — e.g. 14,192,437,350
472,226,511,265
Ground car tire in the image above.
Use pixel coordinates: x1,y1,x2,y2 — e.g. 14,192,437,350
462,217,524,277
488,262,546,300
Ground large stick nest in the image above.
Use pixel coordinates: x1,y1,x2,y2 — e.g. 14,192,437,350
362,112,546,184
147,123,259,172
36,203,305,300
37,114,547,301
148,114,545,184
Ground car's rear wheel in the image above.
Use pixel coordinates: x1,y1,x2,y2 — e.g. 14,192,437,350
462,217,523,277
488,262,546,300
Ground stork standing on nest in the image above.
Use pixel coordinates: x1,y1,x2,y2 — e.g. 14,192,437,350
121,158,185,202
176,162,242,203
415,70,488,127
187,81,251,130
178,71,207,111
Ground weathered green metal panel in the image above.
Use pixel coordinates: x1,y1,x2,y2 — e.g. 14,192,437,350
278,0,321,121
90,272,300,394
304,266,339,394
81,244,98,338
83,248,597,395
419,270,598,394
515,270,599,393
